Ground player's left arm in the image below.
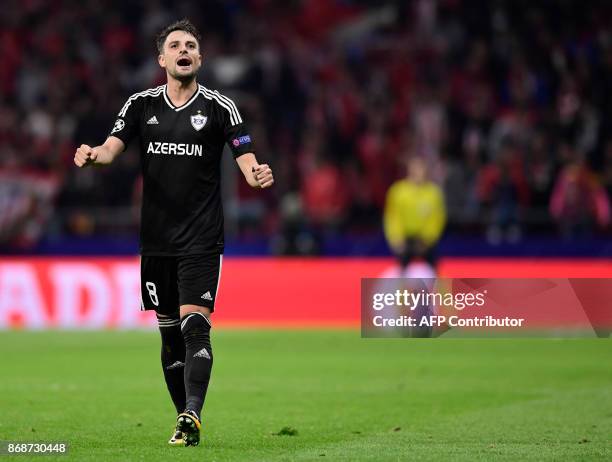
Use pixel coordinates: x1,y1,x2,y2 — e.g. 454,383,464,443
235,152,274,189
216,91,273,189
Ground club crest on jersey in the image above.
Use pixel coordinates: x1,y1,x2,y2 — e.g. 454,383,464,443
190,113,207,131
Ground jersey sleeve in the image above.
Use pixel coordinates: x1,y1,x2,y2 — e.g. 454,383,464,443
215,93,254,158
107,94,143,147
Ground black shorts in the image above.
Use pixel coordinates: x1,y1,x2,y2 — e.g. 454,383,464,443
140,253,223,316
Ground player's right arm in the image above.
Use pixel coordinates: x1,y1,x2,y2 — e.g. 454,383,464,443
73,136,125,168
75,89,147,168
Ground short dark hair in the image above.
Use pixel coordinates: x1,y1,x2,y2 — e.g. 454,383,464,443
156,19,202,53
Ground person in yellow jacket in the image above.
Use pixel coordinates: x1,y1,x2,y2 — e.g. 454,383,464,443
384,157,446,269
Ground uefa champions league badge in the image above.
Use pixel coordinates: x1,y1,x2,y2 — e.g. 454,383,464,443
111,119,125,134
190,111,207,131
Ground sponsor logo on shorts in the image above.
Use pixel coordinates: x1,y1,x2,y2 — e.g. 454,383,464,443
201,291,213,301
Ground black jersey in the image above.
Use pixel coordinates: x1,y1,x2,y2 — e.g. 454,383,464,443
108,84,253,256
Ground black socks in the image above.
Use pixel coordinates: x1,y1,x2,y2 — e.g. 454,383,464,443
181,312,213,418
158,316,186,414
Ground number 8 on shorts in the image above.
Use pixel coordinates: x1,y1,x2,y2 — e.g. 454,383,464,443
146,281,159,306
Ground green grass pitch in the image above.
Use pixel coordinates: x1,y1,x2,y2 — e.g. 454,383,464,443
0,330,610,461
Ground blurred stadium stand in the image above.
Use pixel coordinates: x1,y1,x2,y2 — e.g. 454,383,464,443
0,0,610,256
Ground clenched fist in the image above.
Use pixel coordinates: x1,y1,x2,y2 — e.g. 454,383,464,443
252,164,274,188
74,144,98,167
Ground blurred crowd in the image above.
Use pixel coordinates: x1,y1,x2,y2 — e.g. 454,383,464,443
0,0,611,252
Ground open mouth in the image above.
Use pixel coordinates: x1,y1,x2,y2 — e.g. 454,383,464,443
177,57,192,67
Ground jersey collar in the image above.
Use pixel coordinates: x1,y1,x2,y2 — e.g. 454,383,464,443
163,84,200,112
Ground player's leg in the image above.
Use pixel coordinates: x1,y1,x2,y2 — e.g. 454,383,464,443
158,312,188,446
180,307,213,417
157,312,186,414
175,253,222,446
399,238,417,269
141,256,186,445
176,306,211,446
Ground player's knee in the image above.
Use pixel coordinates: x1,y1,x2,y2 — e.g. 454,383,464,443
181,312,212,357
180,304,212,319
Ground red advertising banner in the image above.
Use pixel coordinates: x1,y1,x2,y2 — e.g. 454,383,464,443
0,257,611,330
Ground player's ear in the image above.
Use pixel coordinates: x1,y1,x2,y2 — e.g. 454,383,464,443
158,53,166,68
